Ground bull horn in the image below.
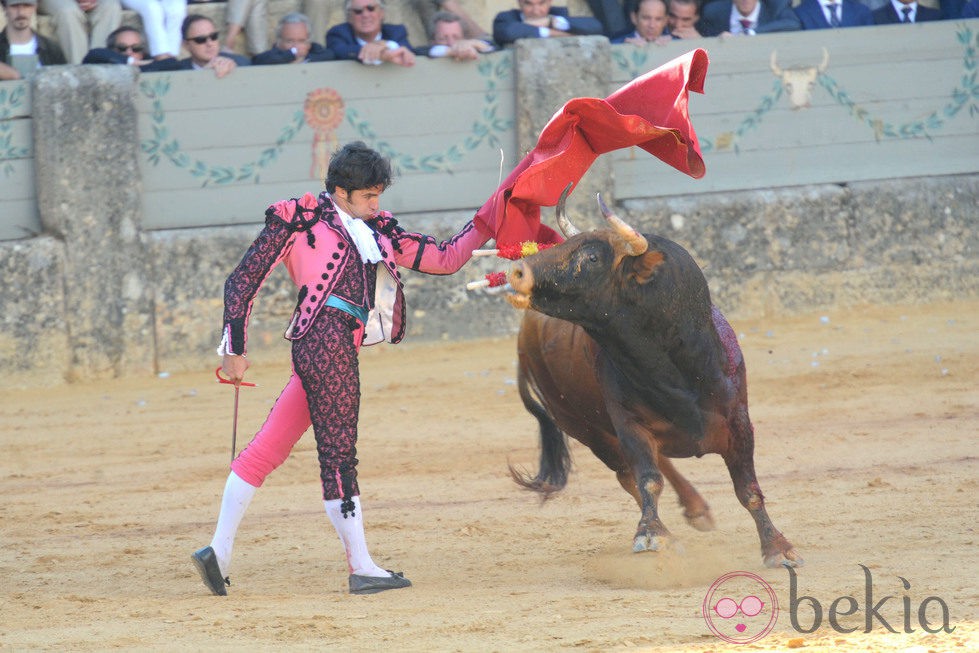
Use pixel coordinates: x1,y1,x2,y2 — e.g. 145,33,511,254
769,50,782,76
817,47,829,73
597,193,647,256
555,182,581,238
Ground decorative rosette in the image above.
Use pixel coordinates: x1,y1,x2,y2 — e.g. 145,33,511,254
303,88,345,180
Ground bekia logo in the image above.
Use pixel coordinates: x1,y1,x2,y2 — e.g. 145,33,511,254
704,565,956,644
702,571,779,644
787,565,955,635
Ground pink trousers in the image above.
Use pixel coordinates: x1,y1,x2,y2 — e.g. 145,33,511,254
230,308,364,503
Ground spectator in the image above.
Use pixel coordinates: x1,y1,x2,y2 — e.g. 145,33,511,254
872,0,941,21
493,0,604,46
415,10,495,60
252,12,335,64
38,0,121,63
699,0,801,36
223,0,269,56
613,0,671,44
178,14,249,77
2,0,67,79
82,23,183,69
794,0,872,27
667,0,703,38
326,0,415,66
119,0,185,58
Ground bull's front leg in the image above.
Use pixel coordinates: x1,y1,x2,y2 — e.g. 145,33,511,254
604,403,673,553
629,461,671,553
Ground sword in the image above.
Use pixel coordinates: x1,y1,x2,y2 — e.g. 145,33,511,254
215,367,256,464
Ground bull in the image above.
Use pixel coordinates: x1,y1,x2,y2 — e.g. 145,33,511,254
505,188,802,568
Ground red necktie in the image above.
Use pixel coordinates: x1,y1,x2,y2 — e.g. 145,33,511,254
739,18,753,33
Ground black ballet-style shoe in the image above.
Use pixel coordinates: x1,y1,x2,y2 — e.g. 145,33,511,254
348,570,412,595
191,546,230,596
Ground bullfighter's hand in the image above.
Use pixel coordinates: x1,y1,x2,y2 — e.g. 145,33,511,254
222,353,251,385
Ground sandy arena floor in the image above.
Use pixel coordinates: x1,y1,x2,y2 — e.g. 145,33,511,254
1,300,976,652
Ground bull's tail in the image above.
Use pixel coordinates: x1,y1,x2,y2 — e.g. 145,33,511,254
509,367,572,501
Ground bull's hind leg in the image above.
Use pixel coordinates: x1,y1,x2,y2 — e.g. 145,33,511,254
722,407,803,568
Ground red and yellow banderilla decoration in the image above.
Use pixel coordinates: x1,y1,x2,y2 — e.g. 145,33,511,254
465,241,555,291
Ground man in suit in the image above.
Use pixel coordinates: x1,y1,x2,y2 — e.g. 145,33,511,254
794,0,873,28
414,10,495,61
667,0,703,39
326,0,415,66
698,0,801,36
178,14,251,78
493,0,603,47
82,24,183,70
872,0,942,22
612,0,671,44
252,12,336,65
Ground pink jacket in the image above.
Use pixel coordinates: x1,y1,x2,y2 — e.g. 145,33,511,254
220,192,491,354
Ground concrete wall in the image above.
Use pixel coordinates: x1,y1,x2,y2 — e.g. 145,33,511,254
0,22,977,387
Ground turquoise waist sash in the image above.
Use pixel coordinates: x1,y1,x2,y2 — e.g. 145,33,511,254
325,295,369,325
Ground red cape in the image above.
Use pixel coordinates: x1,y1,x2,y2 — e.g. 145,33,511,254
474,48,708,247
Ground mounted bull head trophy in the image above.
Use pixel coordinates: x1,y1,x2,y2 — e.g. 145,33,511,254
771,47,830,110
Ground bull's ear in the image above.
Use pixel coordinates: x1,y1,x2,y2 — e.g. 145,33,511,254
627,249,665,284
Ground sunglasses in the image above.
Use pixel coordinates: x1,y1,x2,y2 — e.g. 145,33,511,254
349,4,378,15
113,43,145,53
187,31,220,44
713,596,765,619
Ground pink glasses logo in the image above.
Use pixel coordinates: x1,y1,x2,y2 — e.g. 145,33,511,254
703,571,779,644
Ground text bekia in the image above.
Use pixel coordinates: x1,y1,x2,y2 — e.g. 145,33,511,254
786,565,955,634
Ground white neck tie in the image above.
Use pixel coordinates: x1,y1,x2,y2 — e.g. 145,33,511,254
335,205,382,264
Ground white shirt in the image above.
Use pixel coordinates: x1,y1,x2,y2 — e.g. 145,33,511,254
9,38,38,56
890,0,917,20
729,4,762,34
822,0,842,24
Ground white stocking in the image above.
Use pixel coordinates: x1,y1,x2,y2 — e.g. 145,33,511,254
324,496,389,577
209,471,256,577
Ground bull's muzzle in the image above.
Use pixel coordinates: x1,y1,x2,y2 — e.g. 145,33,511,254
506,260,533,309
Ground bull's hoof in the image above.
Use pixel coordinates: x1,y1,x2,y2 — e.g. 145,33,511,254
632,534,671,553
763,548,804,568
684,509,716,532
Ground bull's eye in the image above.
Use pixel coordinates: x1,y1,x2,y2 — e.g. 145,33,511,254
588,253,599,263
